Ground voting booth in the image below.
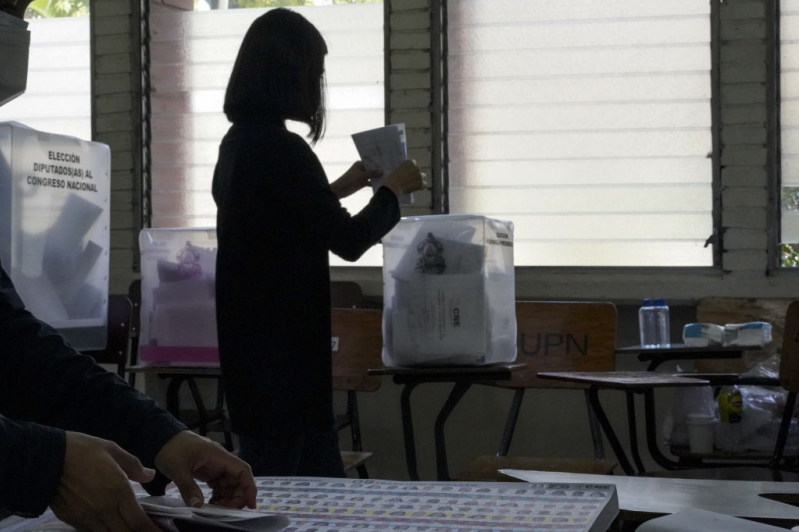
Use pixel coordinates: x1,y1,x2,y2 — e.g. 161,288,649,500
0,122,110,350
382,214,517,366
139,227,219,366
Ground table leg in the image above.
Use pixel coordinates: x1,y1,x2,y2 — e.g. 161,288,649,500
587,386,636,476
165,375,185,418
434,382,472,481
398,381,420,481
625,391,646,475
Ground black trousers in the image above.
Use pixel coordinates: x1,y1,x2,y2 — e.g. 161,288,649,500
238,421,346,477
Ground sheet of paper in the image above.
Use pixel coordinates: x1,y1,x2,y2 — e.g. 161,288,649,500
351,124,413,205
174,477,618,532
500,469,799,522
637,508,787,532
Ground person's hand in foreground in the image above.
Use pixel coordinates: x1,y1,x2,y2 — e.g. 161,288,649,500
330,161,383,200
0,0,34,19
154,430,257,509
383,159,426,199
51,432,162,532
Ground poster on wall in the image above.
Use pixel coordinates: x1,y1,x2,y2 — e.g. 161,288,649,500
0,121,110,350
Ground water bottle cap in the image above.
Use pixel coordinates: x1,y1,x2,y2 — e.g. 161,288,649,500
654,298,668,306
643,299,652,306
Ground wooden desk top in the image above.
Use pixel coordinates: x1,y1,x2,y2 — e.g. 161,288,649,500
500,469,799,526
616,343,758,354
126,364,221,376
368,362,526,381
537,371,710,389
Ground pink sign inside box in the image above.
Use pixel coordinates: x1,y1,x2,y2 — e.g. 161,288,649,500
140,346,220,366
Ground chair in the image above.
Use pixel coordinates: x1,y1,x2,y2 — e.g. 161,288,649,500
127,280,233,450
82,295,133,378
331,307,383,478
648,300,799,480
331,281,364,309
456,301,618,481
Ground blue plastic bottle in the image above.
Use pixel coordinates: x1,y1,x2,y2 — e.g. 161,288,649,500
638,299,655,347
652,298,671,347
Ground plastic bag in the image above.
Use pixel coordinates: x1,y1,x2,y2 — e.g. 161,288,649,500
664,354,799,453
663,380,717,447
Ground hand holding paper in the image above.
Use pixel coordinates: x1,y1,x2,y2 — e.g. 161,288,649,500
330,161,383,200
351,123,423,205
154,431,257,510
383,159,425,200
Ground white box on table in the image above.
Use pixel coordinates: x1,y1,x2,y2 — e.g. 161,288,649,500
0,121,110,350
382,214,516,366
139,227,219,366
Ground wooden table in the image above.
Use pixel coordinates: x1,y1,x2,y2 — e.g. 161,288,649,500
501,469,799,528
368,363,526,481
538,371,712,476
616,343,758,371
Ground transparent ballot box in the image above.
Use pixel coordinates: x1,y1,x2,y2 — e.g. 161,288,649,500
0,121,110,350
382,214,517,366
139,227,219,366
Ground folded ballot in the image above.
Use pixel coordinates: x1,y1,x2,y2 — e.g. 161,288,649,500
351,123,413,205
683,322,772,347
139,497,289,532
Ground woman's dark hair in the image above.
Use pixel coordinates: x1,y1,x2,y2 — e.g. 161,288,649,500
224,8,328,144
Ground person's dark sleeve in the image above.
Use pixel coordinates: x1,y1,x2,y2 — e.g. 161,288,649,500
0,264,186,515
0,416,65,517
326,186,401,261
282,138,401,262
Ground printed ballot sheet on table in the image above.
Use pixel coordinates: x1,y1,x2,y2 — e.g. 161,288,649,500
351,123,413,205
176,477,619,532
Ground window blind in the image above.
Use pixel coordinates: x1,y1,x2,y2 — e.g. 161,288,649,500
148,2,384,265
0,16,91,140
447,0,714,267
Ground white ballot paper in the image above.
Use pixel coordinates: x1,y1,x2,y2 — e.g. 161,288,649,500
351,123,413,205
139,497,290,532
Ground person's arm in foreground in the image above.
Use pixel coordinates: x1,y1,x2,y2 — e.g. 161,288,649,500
0,264,255,528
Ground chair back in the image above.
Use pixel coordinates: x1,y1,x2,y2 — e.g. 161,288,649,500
499,301,617,389
780,301,799,393
331,281,364,309
331,308,383,392
127,279,142,366
82,295,133,377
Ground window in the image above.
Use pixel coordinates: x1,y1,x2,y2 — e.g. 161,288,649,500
447,0,714,267
147,0,384,265
0,0,91,140
783,0,799,267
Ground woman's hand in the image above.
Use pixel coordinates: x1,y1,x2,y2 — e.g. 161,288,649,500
383,159,426,199
330,162,383,200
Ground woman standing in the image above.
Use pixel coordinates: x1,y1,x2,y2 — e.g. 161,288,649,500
212,8,423,476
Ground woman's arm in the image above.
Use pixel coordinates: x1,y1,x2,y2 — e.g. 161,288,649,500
329,161,383,200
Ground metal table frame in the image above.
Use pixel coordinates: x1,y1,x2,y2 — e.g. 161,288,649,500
369,363,526,481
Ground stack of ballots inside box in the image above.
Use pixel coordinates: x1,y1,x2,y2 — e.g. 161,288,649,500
382,214,516,366
138,227,219,365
